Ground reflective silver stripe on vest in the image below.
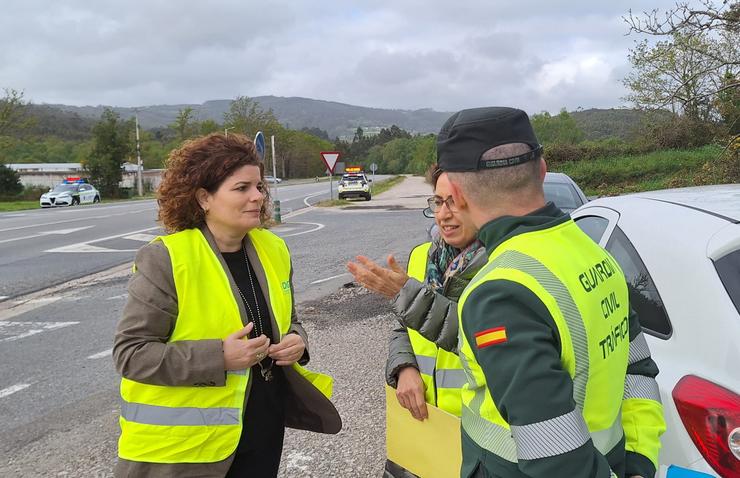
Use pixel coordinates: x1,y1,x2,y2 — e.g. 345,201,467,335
624,374,662,402
510,409,591,460
462,404,517,462
121,400,240,426
483,250,591,408
435,369,467,389
415,354,436,377
227,369,247,375
592,411,624,453
628,332,651,364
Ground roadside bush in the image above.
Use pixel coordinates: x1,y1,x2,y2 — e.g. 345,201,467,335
544,139,646,165
0,164,23,198
18,185,49,201
636,114,723,150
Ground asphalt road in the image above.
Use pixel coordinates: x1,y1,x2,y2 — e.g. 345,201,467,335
0,180,428,477
0,176,389,300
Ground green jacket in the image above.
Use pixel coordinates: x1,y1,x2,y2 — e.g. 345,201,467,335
460,203,663,478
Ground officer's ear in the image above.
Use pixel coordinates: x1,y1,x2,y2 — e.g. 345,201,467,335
447,174,468,211
538,158,547,183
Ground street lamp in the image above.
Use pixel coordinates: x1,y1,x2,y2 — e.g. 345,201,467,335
224,127,235,138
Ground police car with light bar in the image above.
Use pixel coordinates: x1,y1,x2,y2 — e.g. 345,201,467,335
39,177,101,208
338,166,372,201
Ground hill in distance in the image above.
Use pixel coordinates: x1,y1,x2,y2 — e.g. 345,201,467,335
43,96,654,142
48,96,453,140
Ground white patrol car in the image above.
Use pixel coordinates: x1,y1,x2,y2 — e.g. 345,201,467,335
40,178,101,208
337,169,372,201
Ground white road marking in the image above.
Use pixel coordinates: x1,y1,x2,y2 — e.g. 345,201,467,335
302,192,325,207
44,226,95,235
271,227,296,234
0,297,62,321
0,321,79,342
4,214,27,217
310,273,350,285
45,226,159,253
122,233,158,242
87,348,112,360
0,225,96,245
0,296,8,301
0,383,32,399
281,222,325,237
106,294,128,301
0,208,156,233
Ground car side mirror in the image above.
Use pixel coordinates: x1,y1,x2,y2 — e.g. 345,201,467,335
422,207,434,218
368,179,373,182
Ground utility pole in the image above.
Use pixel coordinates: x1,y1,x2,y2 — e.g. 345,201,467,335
270,134,282,224
135,113,143,197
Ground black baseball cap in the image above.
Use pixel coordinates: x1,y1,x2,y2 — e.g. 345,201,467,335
437,107,542,172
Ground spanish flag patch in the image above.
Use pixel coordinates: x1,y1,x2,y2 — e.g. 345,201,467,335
475,327,507,348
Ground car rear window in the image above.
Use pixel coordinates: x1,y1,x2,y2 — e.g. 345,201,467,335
575,216,609,243
544,183,584,211
714,249,740,316
605,226,672,338
343,175,363,181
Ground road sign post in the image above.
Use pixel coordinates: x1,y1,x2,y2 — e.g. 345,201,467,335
320,151,341,202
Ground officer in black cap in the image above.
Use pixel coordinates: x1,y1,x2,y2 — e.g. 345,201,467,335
430,107,665,478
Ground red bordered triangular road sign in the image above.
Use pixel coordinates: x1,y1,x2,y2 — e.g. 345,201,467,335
320,151,341,174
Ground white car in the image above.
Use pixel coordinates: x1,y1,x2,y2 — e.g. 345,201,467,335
264,175,282,184
572,185,740,478
40,179,101,208
338,172,372,201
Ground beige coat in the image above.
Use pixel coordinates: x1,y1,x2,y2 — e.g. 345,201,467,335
112,226,341,478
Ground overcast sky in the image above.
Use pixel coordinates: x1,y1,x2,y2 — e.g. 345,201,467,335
1,0,685,114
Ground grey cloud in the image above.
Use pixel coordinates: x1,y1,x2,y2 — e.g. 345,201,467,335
0,0,689,113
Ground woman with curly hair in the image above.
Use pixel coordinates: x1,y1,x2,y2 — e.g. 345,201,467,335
113,133,341,478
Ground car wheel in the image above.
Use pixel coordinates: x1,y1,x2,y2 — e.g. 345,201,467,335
93,195,100,203
365,194,371,201
71,197,80,206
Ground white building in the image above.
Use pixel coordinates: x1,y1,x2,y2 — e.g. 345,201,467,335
7,163,163,190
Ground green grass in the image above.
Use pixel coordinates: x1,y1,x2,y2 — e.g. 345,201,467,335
554,145,725,196
315,198,352,207
0,200,39,212
0,194,156,212
371,175,405,195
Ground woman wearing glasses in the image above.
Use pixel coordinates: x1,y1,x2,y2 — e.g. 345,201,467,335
113,133,340,478
348,165,485,477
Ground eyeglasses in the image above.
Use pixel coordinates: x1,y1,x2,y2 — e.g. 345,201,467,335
426,195,456,213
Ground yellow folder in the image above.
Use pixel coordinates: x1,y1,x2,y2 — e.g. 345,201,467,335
385,385,462,478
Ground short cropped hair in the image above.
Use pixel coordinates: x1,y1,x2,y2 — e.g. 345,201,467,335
157,133,271,232
447,143,542,208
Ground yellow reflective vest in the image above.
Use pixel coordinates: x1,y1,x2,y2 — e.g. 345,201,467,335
118,228,334,463
406,242,465,417
458,220,629,465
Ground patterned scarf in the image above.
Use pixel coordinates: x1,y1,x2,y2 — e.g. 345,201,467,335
426,227,483,290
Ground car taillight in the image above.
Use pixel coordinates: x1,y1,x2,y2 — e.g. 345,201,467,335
673,375,740,477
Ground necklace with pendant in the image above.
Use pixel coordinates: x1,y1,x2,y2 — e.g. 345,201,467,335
234,245,274,382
